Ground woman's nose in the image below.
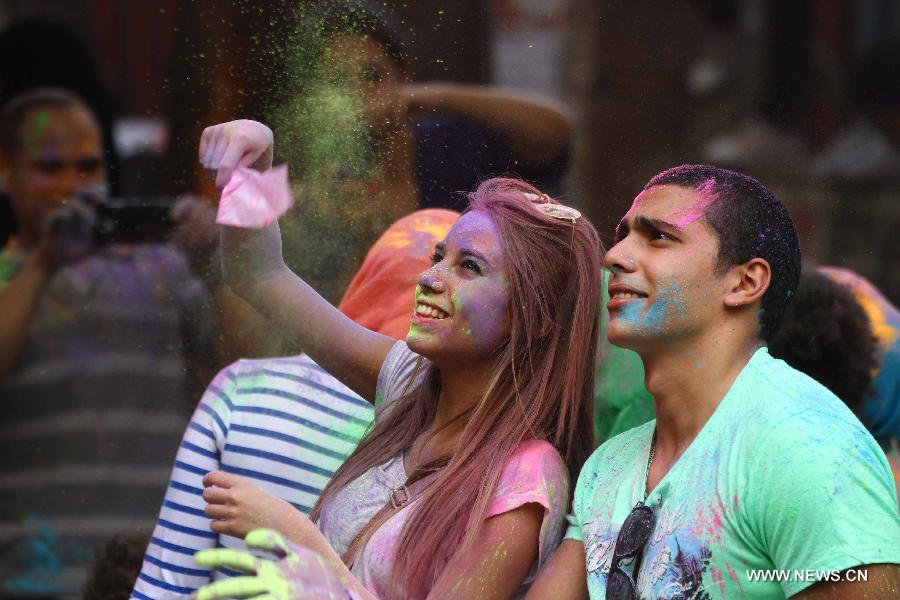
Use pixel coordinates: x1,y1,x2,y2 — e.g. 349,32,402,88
417,267,446,294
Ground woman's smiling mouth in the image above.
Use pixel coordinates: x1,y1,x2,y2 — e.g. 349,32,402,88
414,301,450,320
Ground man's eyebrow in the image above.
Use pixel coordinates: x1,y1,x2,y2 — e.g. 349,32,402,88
434,242,445,254
633,215,682,234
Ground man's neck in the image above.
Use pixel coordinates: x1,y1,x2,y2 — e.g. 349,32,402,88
641,329,761,461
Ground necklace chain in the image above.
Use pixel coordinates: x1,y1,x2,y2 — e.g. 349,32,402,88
644,429,657,501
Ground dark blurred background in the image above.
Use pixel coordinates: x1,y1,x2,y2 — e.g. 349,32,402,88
1,0,896,299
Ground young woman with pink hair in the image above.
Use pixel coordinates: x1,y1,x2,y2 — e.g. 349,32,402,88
194,119,602,599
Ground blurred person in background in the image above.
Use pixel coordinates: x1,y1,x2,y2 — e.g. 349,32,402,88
83,533,149,600
0,16,121,194
0,88,216,598
269,0,574,305
209,0,577,360
816,266,900,495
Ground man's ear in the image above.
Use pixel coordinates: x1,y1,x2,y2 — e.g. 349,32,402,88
723,258,771,308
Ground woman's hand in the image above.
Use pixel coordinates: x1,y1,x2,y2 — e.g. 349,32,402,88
202,471,297,539
199,120,274,188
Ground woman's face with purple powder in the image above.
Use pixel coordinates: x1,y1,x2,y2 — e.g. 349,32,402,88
407,210,510,365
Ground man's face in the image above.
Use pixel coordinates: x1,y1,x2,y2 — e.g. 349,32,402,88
604,184,726,351
4,104,105,243
319,35,405,137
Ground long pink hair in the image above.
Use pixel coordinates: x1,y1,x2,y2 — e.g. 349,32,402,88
311,178,602,597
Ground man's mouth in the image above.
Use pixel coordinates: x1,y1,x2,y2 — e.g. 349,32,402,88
610,291,646,300
607,285,648,310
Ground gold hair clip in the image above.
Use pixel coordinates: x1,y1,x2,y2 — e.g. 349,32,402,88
536,202,582,222
524,192,582,222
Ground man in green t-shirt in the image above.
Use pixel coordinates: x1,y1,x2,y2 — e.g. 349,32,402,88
529,165,900,599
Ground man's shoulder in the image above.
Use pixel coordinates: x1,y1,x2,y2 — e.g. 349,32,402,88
737,350,884,465
738,348,854,423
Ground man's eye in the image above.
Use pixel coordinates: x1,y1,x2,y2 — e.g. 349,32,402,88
33,159,64,174
430,253,443,265
651,230,675,242
461,259,482,274
76,158,103,174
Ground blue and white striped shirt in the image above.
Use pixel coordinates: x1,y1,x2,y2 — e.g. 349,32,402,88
131,354,373,599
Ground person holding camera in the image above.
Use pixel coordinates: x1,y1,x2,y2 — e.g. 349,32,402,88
0,88,216,597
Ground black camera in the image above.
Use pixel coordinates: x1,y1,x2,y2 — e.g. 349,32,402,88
0,188,175,251
93,196,175,245
68,186,175,245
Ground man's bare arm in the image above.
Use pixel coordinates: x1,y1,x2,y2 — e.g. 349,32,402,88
525,539,589,600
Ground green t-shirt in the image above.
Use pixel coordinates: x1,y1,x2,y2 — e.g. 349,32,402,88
568,348,900,598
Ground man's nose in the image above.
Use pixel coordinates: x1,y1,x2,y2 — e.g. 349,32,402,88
604,239,636,273
50,167,86,198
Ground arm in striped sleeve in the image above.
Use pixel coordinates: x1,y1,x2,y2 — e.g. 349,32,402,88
131,363,239,599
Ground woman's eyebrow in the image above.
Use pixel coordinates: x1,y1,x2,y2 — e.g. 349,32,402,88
460,247,490,265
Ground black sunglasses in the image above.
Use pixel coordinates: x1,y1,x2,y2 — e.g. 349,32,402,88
606,501,656,600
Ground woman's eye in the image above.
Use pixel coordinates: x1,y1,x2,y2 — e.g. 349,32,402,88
461,259,482,274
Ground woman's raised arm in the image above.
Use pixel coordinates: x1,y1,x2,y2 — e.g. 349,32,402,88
199,120,395,401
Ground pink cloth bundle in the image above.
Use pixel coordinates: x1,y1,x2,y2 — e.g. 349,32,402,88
215,165,293,228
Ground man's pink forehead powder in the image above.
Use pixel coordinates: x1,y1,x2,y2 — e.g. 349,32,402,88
673,178,719,229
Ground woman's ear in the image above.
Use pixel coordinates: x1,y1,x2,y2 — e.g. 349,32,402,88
723,258,771,308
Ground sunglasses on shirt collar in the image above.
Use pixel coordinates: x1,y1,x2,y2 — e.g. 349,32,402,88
606,501,656,600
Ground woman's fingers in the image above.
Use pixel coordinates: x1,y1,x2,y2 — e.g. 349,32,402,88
195,576,270,600
195,548,259,573
203,470,243,488
209,518,242,536
204,502,231,520
215,141,250,189
198,120,274,187
245,528,292,558
202,484,231,505
198,126,213,164
200,125,222,168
